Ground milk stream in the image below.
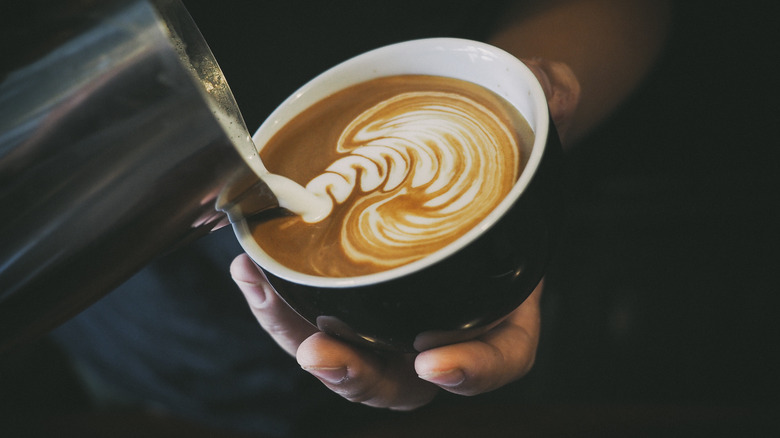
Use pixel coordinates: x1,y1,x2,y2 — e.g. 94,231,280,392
236,133,332,223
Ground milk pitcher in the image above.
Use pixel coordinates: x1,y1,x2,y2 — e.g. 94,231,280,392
0,0,273,351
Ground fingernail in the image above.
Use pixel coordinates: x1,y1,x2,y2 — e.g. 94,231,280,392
303,366,348,384
418,369,466,388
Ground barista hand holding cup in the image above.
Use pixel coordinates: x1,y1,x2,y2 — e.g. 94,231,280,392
233,0,670,409
232,57,578,409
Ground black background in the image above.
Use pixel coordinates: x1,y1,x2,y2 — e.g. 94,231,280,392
2,0,778,436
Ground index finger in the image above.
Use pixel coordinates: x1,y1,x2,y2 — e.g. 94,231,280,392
230,253,318,356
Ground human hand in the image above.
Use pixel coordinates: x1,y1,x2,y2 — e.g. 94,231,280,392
522,57,581,145
232,253,542,410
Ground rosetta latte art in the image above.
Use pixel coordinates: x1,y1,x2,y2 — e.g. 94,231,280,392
303,91,521,269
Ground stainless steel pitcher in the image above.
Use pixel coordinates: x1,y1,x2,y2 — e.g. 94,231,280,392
0,0,275,351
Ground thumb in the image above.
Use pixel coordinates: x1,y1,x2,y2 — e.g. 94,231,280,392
522,57,581,144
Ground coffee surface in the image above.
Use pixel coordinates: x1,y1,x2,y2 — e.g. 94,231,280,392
252,75,533,277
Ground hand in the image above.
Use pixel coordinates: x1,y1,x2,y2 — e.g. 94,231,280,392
521,57,581,145
232,253,542,410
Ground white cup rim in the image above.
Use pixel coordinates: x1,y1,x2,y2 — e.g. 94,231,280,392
234,37,550,288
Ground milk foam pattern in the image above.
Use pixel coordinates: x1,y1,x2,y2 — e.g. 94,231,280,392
305,91,520,268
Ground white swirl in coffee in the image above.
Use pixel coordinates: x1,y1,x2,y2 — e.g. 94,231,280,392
303,91,520,268
252,75,530,277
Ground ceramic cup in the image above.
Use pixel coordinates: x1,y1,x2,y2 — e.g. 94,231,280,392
233,38,563,352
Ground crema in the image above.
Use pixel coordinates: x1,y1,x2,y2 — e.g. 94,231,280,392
252,75,533,277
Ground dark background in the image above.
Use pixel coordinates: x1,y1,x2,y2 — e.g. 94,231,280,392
2,0,778,436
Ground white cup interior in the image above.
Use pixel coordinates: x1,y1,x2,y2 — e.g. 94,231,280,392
234,38,550,288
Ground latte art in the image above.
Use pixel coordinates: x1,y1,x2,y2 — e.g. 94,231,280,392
253,75,532,277
304,91,520,268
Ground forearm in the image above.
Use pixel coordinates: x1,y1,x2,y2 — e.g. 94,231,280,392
489,0,672,143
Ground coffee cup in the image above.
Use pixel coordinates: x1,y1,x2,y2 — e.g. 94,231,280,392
232,38,562,352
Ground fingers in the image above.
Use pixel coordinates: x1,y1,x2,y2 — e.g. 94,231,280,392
297,332,440,411
233,252,543,407
230,253,317,356
231,254,437,409
416,282,543,396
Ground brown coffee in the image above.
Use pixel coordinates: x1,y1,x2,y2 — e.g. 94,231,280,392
251,75,534,277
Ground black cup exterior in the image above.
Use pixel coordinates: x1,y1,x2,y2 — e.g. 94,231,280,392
264,124,563,352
